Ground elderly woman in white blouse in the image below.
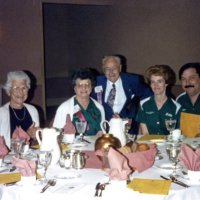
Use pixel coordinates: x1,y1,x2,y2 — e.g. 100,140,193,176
0,70,39,148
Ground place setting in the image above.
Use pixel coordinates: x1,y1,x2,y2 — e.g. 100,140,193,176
61,115,90,150
177,144,200,186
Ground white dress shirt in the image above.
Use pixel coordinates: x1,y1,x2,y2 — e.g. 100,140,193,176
105,77,126,114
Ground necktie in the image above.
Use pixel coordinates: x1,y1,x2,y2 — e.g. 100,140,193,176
107,84,116,108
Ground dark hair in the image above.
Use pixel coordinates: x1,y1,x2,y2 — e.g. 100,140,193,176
145,65,176,85
72,68,96,87
179,63,200,80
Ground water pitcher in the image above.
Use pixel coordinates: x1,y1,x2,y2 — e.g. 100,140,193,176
36,128,61,166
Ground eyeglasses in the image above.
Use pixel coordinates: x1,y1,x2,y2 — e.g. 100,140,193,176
76,82,91,89
11,86,29,93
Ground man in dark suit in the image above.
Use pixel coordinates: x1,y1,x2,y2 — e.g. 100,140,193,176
91,55,152,134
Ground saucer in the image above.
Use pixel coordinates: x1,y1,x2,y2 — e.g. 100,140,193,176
166,135,183,143
180,175,200,186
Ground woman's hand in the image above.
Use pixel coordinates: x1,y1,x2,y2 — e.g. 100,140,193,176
27,122,39,139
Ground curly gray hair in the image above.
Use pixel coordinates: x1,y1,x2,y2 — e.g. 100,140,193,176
3,70,31,93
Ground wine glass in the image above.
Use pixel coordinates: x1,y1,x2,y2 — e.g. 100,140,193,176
165,142,181,177
75,121,87,142
37,150,52,183
165,118,176,140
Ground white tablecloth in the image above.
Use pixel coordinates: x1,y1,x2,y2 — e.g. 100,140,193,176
1,136,200,200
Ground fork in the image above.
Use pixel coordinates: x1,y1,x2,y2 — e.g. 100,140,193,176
98,181,110,197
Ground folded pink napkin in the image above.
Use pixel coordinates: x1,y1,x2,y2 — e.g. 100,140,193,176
11,156,36,176
85,144,156,174
179,144,200,171
63,114,76,134
83,150,102,168
125,144,157,172
96,147,132,180
0,136,9,158
12,126,30,143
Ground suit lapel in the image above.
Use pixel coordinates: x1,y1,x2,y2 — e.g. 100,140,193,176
121,73,132,99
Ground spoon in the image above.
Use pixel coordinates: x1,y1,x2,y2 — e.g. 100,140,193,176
99,184,105,197
40,179,57,193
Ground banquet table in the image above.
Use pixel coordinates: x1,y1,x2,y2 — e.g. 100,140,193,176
1,135,200,200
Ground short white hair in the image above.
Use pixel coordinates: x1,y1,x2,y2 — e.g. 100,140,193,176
3,70,31,93
102,55,121,66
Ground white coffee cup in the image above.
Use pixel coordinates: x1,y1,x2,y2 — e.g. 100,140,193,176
187,170,200,183
172,129,181,141
62,134,75,144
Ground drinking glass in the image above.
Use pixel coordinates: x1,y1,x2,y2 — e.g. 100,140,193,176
11,139,24,157
165,119,176,140
165,142,181,177
37,151,52,183
75,121,87,142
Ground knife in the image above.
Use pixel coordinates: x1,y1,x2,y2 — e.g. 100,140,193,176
160,175,189,188
82,138,91,144
0,169,9,173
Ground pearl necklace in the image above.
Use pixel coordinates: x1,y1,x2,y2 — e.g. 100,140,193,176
11,106,26,121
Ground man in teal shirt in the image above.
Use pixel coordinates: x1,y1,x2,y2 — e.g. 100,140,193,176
176,63,200,114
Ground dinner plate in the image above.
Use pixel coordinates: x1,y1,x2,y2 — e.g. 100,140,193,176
0,166,8,173
155,162,181,170
50,183,85,194
149,139,166,143
52,171,81,180
69,142,88,148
